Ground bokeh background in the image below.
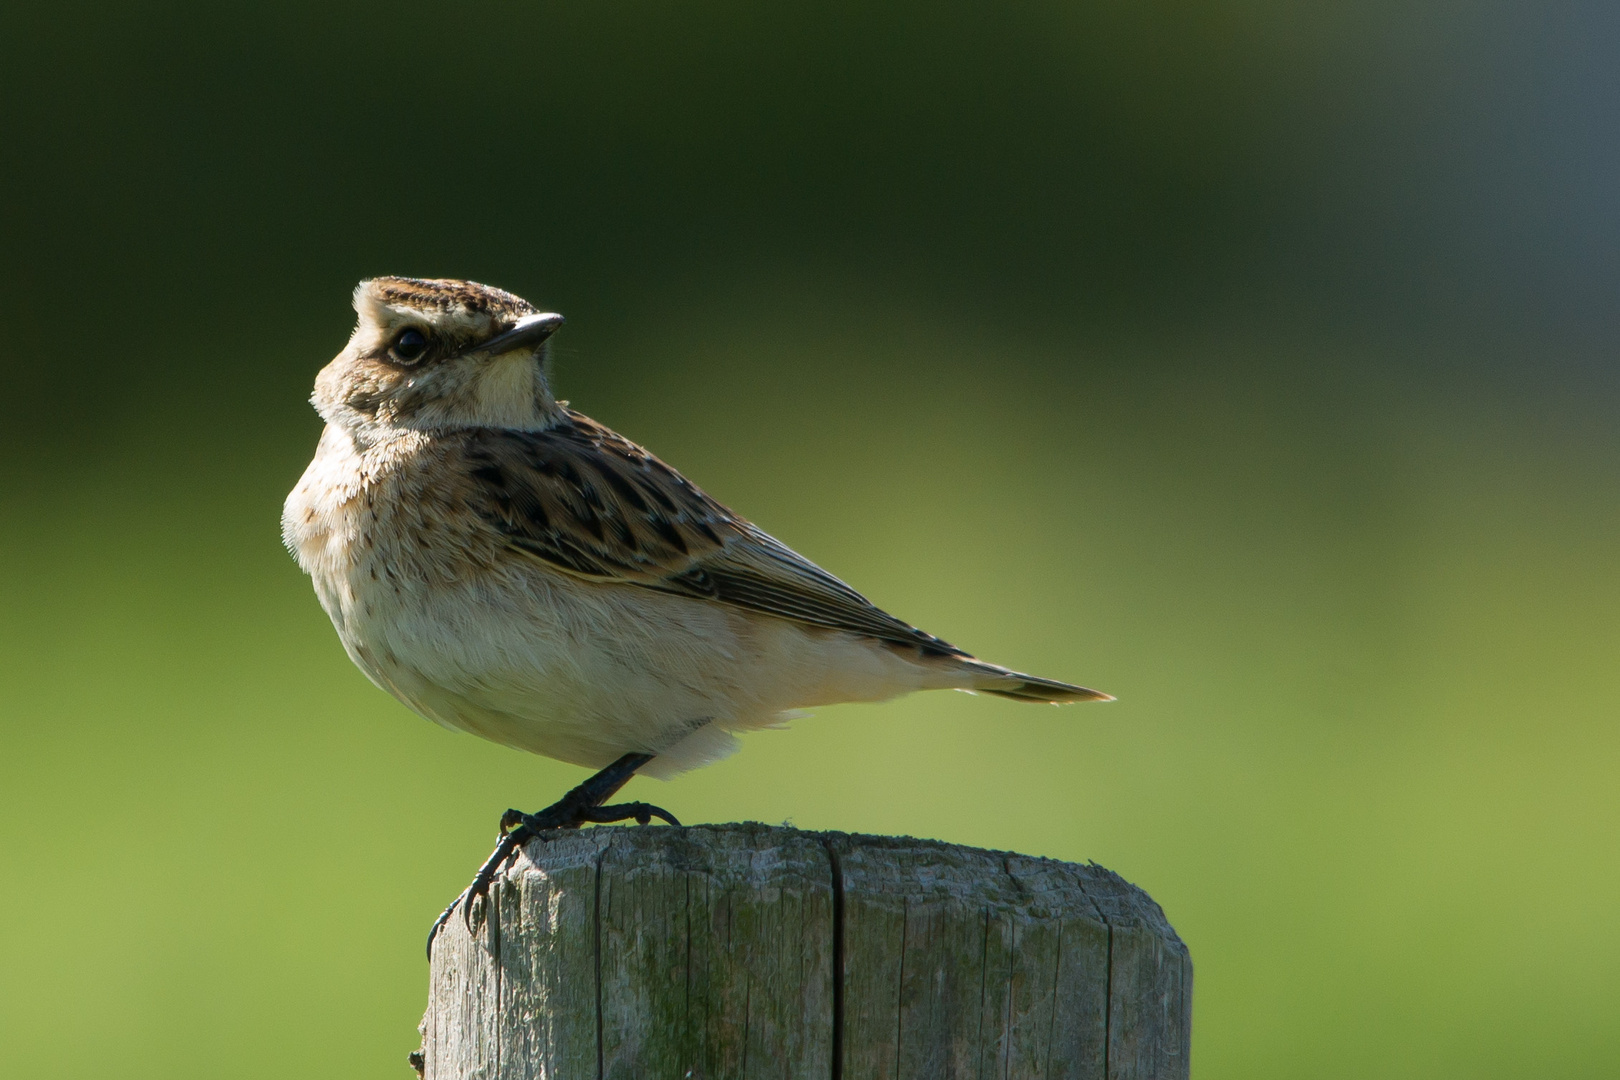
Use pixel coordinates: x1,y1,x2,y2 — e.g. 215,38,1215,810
3,2,1618,1077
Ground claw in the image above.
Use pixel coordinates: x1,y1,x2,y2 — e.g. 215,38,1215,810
425,829,527,960
584,801,681,827
425,902,457,959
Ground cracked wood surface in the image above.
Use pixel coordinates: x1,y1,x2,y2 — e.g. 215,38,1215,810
419,824,1190,1079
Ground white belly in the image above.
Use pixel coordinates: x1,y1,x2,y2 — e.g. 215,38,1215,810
332,562,939,776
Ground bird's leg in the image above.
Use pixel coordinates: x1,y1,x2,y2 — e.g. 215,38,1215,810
426,752,680,957
501,752,681,833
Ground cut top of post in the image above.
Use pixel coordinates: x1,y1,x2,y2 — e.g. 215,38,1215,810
420,823,1190,1080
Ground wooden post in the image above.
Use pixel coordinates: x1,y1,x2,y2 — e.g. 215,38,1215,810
418,823,1190,1079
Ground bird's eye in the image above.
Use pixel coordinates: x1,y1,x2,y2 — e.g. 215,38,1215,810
390,327,430,364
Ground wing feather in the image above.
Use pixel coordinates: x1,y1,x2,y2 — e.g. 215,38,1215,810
460,413,965,657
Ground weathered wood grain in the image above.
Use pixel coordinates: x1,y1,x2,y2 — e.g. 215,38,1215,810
1071,864,1192,1080
418,824,1189,1080
491,830,606,1078
595,825,835,1079
830,834,1111,1080
422,829,607,1079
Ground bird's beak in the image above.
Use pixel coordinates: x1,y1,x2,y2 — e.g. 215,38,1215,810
473,312,565,358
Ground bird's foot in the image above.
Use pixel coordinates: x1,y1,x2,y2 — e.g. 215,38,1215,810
501,799,681,832
426,753,679,959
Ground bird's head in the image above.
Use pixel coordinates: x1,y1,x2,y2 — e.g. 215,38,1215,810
313,277,565,439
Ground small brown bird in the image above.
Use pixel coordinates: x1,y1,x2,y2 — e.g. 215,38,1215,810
282,277,1109,953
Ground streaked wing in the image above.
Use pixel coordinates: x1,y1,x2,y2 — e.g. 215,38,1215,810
460,412,965,657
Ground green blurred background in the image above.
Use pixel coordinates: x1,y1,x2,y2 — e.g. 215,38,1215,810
3,2,1618,1076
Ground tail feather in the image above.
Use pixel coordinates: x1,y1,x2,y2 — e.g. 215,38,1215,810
957,659,1114,704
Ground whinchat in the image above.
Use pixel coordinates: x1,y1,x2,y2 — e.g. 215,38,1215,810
282,277,1110,950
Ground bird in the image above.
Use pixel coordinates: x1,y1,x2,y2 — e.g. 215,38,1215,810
282,276,1110,955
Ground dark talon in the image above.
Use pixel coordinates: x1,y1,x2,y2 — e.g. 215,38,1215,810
582,801,681,827
425,828,527,959
426,903,456,958
426,752,679,960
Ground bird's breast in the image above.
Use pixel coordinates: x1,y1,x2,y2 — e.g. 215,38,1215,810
283,426,494,628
